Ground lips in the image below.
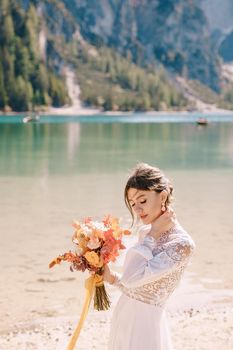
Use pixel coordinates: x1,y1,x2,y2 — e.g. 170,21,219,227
140,215,147,219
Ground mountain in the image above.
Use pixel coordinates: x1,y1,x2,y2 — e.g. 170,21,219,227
63,0,221,91
201,0,233,62
0,0,70,111
0,0,187,112
1,0,233,112
201,0,233,32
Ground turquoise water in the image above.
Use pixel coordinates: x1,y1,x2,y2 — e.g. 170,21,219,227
1,113,233,124
0,115,233,176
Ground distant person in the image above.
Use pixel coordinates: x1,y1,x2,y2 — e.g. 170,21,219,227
104,162,196,350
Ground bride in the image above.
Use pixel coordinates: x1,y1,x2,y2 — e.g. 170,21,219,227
103,162,196,350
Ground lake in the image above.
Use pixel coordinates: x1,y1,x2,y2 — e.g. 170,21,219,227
0,114,233,332
1,114,233,176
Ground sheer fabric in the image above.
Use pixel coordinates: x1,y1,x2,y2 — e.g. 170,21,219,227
107,222,196,349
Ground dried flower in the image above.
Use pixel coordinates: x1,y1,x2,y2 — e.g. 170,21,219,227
49,215,131,310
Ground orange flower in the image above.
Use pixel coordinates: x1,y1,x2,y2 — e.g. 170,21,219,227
72,228,89,249
49,257,62,268
103,215,131,238
84,251,104,268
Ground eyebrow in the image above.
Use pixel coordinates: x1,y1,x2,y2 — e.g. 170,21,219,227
128,194,146,203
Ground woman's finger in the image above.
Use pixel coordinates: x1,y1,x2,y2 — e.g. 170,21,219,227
166,209,173,217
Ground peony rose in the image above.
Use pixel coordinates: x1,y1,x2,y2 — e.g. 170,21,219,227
84,251,104,268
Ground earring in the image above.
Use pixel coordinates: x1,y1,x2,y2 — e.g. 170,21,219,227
161,203,166,211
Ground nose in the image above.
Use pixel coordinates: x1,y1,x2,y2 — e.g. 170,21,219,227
133,203,143,215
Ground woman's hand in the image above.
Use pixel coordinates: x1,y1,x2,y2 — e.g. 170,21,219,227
149,207,177,239
103,264,116,284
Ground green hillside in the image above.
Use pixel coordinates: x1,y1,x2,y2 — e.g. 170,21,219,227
0,0,69,111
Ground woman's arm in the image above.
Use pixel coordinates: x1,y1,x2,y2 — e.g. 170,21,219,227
103,264,126,290
108,271,124,288
107,209,178,289
117,233,196,289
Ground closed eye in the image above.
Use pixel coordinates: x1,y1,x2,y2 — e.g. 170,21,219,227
131,199,146,207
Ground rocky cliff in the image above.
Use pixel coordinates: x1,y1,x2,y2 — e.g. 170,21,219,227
61,0,220,91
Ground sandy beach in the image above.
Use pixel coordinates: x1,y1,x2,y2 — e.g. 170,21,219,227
0,306,232,350
0,136,233,349
0,288,232,350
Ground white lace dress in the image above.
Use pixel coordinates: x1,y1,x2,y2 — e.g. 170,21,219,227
107,222,196,350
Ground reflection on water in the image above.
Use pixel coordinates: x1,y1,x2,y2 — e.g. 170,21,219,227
0,118,233,329
0,122,233,176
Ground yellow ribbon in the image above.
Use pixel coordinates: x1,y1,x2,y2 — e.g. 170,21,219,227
66,274,103,350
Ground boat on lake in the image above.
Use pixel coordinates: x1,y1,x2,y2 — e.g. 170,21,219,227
23,114,40,123
196,117,208,125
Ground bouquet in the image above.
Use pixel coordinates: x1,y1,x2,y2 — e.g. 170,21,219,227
49,215,131,350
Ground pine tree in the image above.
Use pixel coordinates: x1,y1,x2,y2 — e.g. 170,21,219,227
103,91,114,111
0,14,15,46
14,38,30,80
0,62,7,108
10,76,31,111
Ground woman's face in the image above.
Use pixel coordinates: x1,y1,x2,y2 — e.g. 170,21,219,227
127,188,166,224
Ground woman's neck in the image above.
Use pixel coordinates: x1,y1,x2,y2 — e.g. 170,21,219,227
149,218,179,240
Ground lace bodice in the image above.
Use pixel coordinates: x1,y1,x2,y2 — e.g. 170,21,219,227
111,222,196,307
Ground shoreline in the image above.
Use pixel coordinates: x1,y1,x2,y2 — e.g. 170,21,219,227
1,63,233,118
1,108,233,117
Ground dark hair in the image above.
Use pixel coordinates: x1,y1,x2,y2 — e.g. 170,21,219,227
124,163,174,227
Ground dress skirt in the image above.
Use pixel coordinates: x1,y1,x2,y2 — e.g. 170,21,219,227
107,293,174,350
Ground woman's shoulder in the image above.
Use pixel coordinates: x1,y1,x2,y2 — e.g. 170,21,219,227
132,222,196,252
169,223,196,251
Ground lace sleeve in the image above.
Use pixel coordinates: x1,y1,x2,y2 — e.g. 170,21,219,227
118,235,196,289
